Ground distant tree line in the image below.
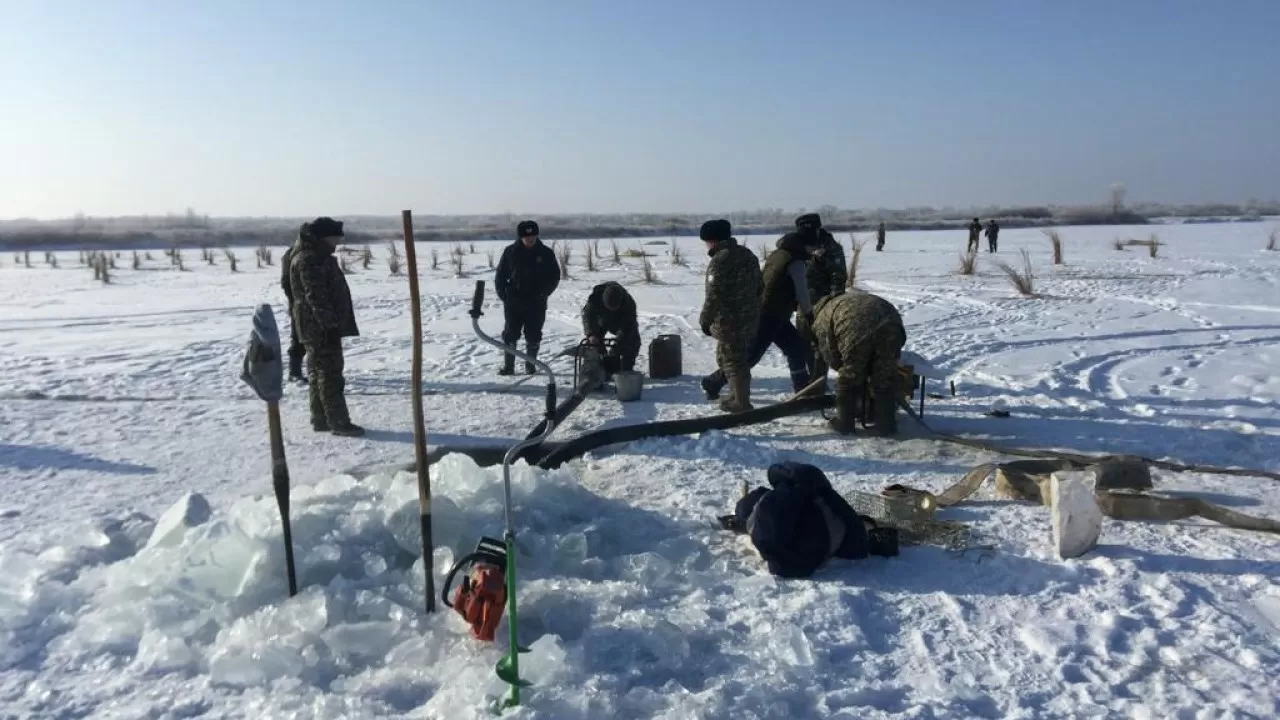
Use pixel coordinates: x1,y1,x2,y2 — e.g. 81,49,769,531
2,199,1276,251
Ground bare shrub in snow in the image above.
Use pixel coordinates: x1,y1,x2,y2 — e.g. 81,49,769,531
593,238,601,259
486,249,495,269
641,255,658,284
610,239,622,264
670,241,687,267
224,248,238,272
1044,229,1064,264
1147,234,1160,258
108,254,117,270
585,246,597,272
132,251,141,270
429,246,439,271
555,242,573,280
97,253,111,284
997,249,1035,296
361,244,373,269
757,241,769,264
958,249,978,276
78,250,87,266
387,243,403,275
23,251,31,268
847,239,866,288
46,252,58,269
623,247,648,259
468,242,476,254
145,251,153,261
450,245,465,277
1112,237,1126,251
1268,229,1277,251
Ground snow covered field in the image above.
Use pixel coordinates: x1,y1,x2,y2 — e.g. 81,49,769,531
2,222,1279,719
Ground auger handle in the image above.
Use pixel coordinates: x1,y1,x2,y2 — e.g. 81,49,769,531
470,280,485,319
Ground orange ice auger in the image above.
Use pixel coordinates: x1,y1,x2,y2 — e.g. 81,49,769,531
442,537,509,642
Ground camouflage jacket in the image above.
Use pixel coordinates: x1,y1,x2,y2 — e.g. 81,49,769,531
288,231,359,346
582,281,639,338
280,244,296,304
699,238,762,343
811,291,905,374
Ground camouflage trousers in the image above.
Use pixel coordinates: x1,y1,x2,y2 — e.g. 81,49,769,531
836,322,907,394
716,338,750,381
305,337,351,426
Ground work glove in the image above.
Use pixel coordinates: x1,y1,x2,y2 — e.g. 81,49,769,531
701,321,712,337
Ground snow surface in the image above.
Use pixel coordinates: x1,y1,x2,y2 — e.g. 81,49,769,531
2,223,1279,718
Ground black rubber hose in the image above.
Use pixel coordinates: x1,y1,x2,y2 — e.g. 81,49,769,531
537,394,834,469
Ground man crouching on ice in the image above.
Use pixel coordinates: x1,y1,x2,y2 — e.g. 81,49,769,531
721,462,896,578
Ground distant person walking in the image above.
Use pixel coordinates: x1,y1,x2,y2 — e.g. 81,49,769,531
876,221,887,252
985,219,1000,253
967,218,982,253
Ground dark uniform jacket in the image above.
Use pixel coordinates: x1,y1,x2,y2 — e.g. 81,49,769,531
495,240,559,304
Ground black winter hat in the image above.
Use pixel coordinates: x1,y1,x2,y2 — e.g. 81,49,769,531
602,283,626,311
699,219,731,243
310,217,344,238
795,213,822,230
517,220,539,238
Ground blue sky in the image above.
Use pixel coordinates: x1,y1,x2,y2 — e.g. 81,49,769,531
2,0,1277,218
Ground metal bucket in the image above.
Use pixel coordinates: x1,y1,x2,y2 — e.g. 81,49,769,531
614,370,643,402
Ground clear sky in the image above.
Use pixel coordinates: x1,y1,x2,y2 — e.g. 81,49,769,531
2,0,1277,219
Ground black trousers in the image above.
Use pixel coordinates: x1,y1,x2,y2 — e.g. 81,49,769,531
286,301,306,374
747,312,812,379
502,299,547,356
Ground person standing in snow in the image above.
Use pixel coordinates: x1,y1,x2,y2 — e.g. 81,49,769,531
494,220,560,375
280,229,308,384
967,218,982,253
698,219,763,413
790,213,846,385
791,213,847,307
581,280,641,372
876,221,887,252
985,219,1000,253
803,290,906,435
288,217,363,437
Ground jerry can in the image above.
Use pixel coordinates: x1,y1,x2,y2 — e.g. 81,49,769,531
648,334,682,379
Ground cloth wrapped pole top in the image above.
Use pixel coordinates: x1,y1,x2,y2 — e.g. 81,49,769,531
240,303,284,403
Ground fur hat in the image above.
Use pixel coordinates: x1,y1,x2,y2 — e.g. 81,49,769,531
699,219,731,243
794,213,822,230
310,217,344,238
602,283,626,311
517,220,540,238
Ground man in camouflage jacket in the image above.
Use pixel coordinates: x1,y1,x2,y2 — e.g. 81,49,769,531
581,280,641,372
288,217,363,437
698,219,762,412
806,290,906,436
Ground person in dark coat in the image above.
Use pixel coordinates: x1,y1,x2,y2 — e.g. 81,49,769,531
288,217,363,436
985,219,1000,253
876,221,887,252
581,281,641,372
495,220,560,375
280,232,307,384
729,462,873,578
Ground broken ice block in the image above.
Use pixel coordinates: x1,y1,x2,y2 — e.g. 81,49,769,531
145,493,212,550
1050,471,1102,559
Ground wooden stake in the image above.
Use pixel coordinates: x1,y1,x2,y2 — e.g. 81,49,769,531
402,210,435,613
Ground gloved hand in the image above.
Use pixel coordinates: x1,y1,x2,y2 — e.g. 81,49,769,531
586,334,602,346
701,321,712,337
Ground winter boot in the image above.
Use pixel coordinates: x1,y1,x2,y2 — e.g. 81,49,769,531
719,374,754,413
311,417,330,432
288,354,308,385
701,370,727,400
828,377,861,435
330,422,366,438
498,353,515,376
524,344,539,375
873,390,899,437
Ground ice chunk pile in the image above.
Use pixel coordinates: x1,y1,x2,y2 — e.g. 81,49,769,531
0,454,786,718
